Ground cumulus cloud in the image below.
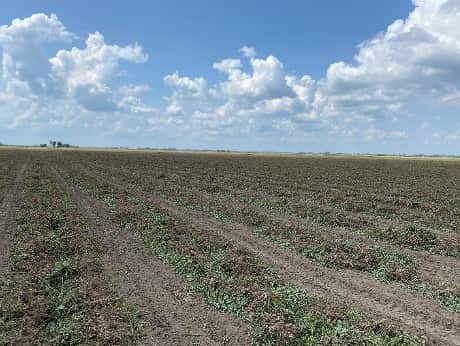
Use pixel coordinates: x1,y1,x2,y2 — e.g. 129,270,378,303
118,84,156,115
164,53,318,135
0,13,151,129
214,55,294,102
50,31,147,112
239,46,257,58
213,59,242,74
320,0,460,120
163,72,211,117
2,1,460,147
0,13,74,96
162,0,460,140
119,84,152,96
286,75,316,110
164,72,207,99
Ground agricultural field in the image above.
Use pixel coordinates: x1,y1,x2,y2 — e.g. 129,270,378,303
1,147,459,345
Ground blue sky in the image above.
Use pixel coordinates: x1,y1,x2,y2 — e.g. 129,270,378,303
1,0,459,154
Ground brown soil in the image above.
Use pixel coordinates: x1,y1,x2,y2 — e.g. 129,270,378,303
187,187,460,287
253,201,460,287
98,177,459,345
53,170,250,346
80,160,460,287
254,188,460,241
0,161,28,276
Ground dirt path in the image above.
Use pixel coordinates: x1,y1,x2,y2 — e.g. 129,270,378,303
53,170,250,346
89,174,459,345
0,160,28,277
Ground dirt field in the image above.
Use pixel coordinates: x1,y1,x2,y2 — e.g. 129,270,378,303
1,148,459,345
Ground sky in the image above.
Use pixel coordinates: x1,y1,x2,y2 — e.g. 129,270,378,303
0,0,459,154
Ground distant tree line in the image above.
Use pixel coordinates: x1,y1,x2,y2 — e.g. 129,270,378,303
44,140,72,148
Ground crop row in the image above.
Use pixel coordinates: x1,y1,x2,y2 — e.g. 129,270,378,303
95,158,459,258
68,151,460,234
64,157,459,313
0,151,23,203
65,151,460,251
56,157,422,345
0,160,143,345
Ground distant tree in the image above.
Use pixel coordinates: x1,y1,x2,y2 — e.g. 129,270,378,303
50,140,56,148
57,141,63,148
40,144,47,147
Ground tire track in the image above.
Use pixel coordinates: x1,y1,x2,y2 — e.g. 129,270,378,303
0,159,28,277
51,167,250,346
75,165,459,345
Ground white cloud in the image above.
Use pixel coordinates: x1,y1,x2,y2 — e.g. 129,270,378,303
119,84,152,96
214,55,293,102
2,2,460,147
320,0,460,120
162,53,320,137
239,46,257,58
164,72,207,99
0,13,150,130
163,72,210,117
50,31,147,112
0,13,74,44
285,75,316,109
0,13,74,96
162,0,460,142
213,59,242,74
